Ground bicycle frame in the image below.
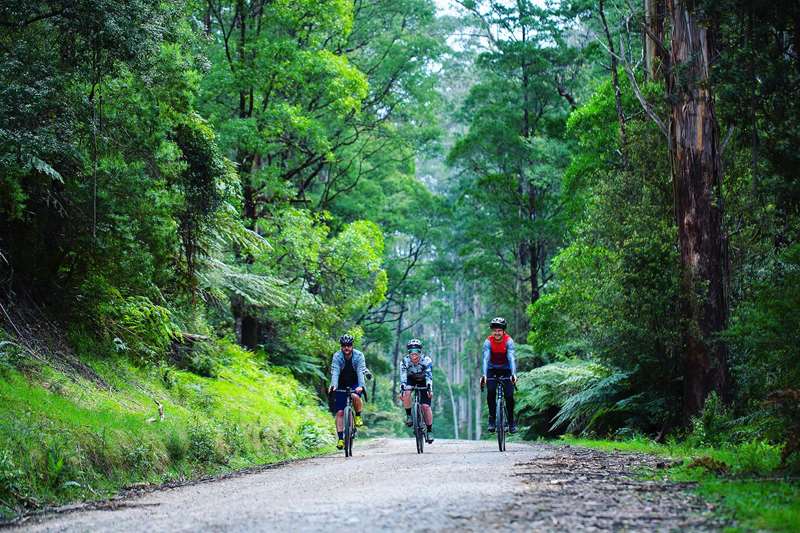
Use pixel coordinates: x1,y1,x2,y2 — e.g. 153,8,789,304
333,388,357,457
404,385,429,454
486,376,513,452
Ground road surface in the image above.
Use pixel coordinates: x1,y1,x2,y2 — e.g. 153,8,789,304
14,438,722,532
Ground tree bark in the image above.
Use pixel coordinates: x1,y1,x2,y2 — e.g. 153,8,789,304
667,0,730,421
644,0,666,81
391,303,405,400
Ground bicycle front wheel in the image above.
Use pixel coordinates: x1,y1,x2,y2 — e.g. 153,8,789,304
415,404,425,454
343,407,354,457
496,393,506,452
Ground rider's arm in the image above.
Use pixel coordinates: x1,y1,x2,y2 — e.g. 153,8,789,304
329,352,341,389
399,356,408,389
356,351,366,389
424,356,433,390
507,338,516,375
482,339,490,376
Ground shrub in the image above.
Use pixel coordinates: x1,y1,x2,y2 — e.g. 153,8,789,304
298,420,331,451
0,449,24,507
165,431,187,463
687,392,735,447
187,422,219,464
733,440,782,476
98,293,179,362
222,422,247,455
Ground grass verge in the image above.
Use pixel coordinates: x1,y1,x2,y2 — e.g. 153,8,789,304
561,436,800,532
0,340,335,520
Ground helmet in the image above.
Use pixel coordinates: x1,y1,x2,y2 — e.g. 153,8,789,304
406,338,423,351
489,317,507,330
339,334,354,346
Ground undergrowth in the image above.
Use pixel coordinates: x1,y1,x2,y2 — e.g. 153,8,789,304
0,340,334,520
561,435,800,532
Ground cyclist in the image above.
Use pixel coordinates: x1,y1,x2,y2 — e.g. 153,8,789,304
399,339,434,444
479,317,518,434
328,334,367,450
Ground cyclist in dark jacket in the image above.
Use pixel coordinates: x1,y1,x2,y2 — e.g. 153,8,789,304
399,339,434,444
479,317,518,434
328,334,367,450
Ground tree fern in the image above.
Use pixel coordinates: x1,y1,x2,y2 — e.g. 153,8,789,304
197,258,290,309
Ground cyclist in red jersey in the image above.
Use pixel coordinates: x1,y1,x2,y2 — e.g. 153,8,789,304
479,317,517,434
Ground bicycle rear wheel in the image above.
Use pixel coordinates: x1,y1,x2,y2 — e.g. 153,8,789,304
343,407,354,458
496,392,506,452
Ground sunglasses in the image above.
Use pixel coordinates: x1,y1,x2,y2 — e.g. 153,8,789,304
408,348,422,354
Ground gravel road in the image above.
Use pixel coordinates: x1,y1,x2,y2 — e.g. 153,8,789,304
14,438,723,532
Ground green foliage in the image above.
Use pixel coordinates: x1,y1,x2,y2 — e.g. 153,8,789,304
187,422,220,464
98,294,179,362
562,436,798,532
517,359,629,437
0,341,334,518
727,244,800,397
687,392,736,448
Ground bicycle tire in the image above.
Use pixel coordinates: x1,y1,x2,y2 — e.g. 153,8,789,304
416,403,425,454
496,390,506,452
348,423,354,457
343,406,353,458
411,400,422,453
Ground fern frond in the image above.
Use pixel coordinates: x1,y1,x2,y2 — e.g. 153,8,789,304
197,258,290,308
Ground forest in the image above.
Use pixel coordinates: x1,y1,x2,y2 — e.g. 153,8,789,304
1,0,799,528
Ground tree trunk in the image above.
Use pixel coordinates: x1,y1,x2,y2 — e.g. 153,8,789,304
667,0,730,421
391,304,405,400
240,314,259,350
644,0,666,81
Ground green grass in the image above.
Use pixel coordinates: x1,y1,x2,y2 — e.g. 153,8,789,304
0,341,335,520
561,435,800,532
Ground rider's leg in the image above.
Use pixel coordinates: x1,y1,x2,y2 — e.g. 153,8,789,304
352,393,363,414
421,404,433,426
422,403,434,443
503,380,515,423
486,378,498,422
401,391,412,425
401,391,412,410
335,409,344,435
352,393,365,427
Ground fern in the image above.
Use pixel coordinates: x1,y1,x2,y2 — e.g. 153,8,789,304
266,351,326,381
517,359,639,436
205,203,271,257
550,370,630,433
192,202,290,309
197,258,290,308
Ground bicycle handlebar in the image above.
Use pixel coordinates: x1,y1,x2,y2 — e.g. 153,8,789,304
481,376,518,391
399,385,430,391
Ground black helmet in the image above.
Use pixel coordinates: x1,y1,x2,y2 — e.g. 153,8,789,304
406,338,423,351
339,334,354,346
489,317,507,330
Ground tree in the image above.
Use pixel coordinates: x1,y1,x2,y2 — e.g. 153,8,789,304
666,0,730,419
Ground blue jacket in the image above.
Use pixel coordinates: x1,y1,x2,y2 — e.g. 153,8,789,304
329,349,367,390
482,336,516,375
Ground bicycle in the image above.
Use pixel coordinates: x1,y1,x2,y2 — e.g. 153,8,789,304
332,387,357,457
482,376,515,452
403,385,430,454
